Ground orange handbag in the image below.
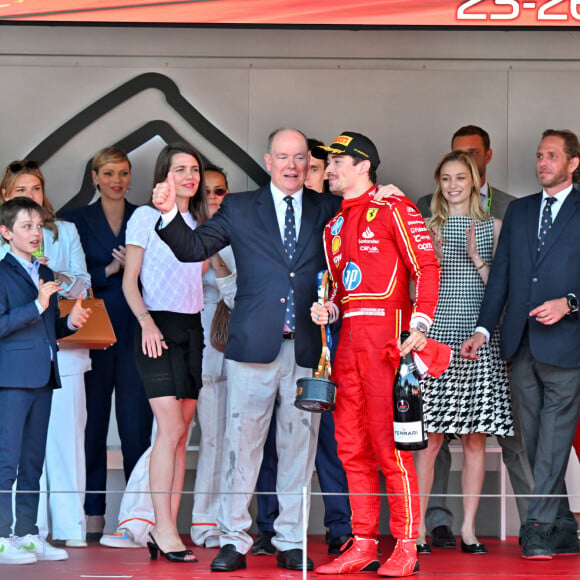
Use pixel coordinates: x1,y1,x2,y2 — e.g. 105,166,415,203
57,293,117,350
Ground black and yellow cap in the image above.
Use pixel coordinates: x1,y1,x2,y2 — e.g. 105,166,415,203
312,131,380,167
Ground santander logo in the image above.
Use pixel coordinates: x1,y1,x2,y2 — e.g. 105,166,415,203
361,227,374,239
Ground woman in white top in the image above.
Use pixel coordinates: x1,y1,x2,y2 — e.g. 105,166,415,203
0,160,91,550
123,143,208,563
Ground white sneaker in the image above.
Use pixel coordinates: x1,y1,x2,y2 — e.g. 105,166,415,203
0,536,37,565
14,534,68,561
100,528,141,549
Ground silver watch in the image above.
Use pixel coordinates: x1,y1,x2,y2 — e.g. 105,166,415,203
413,321,428,334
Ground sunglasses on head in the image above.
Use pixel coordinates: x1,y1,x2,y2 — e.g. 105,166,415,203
9,160,39,173
205,187,228,196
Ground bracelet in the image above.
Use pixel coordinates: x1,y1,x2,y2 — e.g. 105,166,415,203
476,260,488,270
138,311,150,320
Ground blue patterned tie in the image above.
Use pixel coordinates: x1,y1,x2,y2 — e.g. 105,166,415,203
537,197,556,255
283,196,296,332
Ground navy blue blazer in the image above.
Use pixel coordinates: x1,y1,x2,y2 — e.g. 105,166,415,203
61,199,138,342
0,253,72,388
157,185,341,368
478,188,580,368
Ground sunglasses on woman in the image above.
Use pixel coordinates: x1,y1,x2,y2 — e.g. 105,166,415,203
205,187,228,196
9,160,39,173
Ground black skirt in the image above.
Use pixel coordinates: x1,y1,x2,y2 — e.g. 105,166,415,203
134,310,204,400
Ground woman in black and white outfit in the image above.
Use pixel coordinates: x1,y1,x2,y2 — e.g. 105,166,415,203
123,142,208,563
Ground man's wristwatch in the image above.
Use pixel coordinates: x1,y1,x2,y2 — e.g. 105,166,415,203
413,321,429,334
566,293,578,315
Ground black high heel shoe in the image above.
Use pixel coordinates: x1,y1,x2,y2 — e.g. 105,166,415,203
147,532,197,563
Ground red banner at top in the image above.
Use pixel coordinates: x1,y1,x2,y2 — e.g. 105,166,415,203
1,0,580,26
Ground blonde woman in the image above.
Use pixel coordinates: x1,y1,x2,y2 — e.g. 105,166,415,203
414,150,513,555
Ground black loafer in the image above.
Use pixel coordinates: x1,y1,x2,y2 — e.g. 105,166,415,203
431,525,456,549
417,542,432,554
251,531,276,556
276,548,313,571
461,540,488,554
328,535,353,555
210,544,247,571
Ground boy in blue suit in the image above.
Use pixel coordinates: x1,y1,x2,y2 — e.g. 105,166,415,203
0,197,90,565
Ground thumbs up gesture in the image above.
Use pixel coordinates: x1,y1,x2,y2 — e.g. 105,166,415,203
152,171,177,214
69,294,92,329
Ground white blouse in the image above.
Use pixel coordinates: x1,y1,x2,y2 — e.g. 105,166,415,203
126,205,204,314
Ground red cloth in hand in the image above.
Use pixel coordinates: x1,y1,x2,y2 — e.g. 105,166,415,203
382,337,452,378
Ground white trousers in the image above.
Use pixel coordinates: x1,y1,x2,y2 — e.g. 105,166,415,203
191,374,228,546
112,422,157,547
217,341,320,554
37,372,87,540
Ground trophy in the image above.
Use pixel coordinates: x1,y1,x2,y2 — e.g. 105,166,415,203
294,270,337,413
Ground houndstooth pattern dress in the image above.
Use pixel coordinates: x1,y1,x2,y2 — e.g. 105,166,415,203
422,216,514,436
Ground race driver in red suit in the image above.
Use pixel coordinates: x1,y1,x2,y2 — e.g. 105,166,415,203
310,132,440,577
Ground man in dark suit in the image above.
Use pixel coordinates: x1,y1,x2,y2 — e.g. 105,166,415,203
153,128,342,572
417,125,513,219
461,129,580,560
253,137,352,559
415,125,533,552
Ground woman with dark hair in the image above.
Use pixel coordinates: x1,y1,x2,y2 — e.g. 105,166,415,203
61,147,153,538
122,142,208,562
0,160,91,554
414,150,513,555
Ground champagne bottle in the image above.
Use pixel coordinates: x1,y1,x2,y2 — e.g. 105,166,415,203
393,330,427,451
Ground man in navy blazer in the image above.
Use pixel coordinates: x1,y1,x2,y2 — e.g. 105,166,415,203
153,128,341,572
462,129,580,560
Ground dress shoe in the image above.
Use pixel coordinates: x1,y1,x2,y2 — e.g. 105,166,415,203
460,540,488,554
276,548,313,571
328,534,353,555
430,525,456,549
210,544,246,571
251,531,276,555
549,525,580,555
147,532,197,563
521,522,552,560
316,536,379,574
377,539,419,577
416,542,432,554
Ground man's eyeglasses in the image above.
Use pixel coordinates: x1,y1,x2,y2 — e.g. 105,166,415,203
9,160,39,173
205,187,228,197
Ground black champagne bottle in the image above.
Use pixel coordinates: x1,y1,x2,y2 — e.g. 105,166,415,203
393,331,427,451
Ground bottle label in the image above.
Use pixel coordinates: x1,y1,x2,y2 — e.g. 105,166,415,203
393,421,423,443
396,399,410,413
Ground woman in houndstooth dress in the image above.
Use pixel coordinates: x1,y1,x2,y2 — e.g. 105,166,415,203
414,150,514,554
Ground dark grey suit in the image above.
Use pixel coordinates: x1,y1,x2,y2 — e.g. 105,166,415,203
479,189,580,531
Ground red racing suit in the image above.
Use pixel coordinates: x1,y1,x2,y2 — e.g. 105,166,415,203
324,187,440,539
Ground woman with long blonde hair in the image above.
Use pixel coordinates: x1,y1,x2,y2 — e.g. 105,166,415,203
414,150,513,555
